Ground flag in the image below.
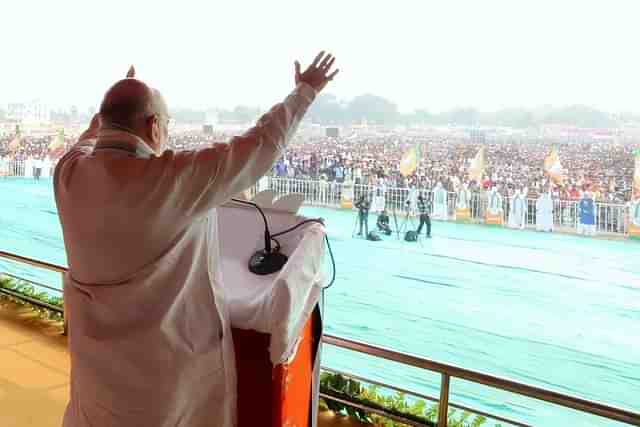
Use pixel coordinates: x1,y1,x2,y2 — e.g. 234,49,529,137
399,143,421,177
633,148,640,197
544,146,564,185
8,128,22,151
49,129,66,158
468,146,486,182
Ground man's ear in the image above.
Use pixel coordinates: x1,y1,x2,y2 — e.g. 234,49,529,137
145,114,158,142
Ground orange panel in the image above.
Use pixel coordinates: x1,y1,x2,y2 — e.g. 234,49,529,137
233,314,316,427
273,316,315,427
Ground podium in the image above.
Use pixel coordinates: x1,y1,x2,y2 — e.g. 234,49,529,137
218,193,326,427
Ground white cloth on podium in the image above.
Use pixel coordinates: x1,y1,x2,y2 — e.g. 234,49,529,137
218,205,326,364
54,82,316,427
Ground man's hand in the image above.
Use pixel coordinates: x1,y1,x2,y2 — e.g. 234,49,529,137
78,114,101,142
295,51,339,93
127,65,135,78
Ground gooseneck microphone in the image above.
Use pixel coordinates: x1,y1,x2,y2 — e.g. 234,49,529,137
231,198,288,275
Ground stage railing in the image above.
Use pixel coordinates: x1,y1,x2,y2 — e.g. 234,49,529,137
265,177,631,236
0,249,639,426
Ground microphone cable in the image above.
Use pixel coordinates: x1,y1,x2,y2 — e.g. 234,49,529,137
230,199,336,289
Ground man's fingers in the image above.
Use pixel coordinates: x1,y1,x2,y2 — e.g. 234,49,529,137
318,53,333,69
311,51,325,67
328,69,340,80
294,60,301,76
126,65,135,78
324,57,336,71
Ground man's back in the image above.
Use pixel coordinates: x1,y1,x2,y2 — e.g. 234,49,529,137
55,143,235,427
52,52,336,426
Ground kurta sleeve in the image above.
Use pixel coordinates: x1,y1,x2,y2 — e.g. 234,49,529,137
169,83,316,216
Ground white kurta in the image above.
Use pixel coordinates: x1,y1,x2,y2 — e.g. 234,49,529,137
42,157,53,178
536,195,554,232
54,83,316,427
508,195,526,229
372,181,386,213
455,188,470,209
24,157,34,177
432,187,448,220
406,186,418,214
487,191,503,214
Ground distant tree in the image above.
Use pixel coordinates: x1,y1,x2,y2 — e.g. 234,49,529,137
346,94,399,125
307,93,344,124
542,105,614,128
441,108,479,126
480,108,534,128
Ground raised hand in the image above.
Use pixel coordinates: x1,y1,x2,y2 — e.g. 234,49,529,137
295,51,339,93
127,65,135,78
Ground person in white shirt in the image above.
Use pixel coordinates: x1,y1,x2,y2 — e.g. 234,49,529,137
536,191,555,232
33,156,43,180
431,181,448,220
54,52,338,427
508,188,527,229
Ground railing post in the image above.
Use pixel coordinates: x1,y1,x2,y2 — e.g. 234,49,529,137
60,272,67,336
437,374,450,427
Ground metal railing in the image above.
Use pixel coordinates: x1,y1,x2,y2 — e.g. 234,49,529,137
1,249,639,426
264,177,633,236
323,335,640,427
0,171,633,236
0,159,54,178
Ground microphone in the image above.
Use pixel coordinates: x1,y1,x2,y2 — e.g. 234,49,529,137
231,198,288,275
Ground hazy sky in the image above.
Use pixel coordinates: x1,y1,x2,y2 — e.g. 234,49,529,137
2,0,640,113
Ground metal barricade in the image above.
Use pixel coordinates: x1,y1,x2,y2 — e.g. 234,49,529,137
257,178,631,237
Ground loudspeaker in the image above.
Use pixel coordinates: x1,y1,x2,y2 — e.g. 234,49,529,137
325,127,339,138
404,231,418,242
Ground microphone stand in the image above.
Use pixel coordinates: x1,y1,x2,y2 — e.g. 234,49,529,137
231,198,288,275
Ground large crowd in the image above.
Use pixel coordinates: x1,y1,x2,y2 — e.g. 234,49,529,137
1,130,638,203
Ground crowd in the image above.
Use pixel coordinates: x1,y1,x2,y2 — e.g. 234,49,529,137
1,130,638,203
272,134,639,204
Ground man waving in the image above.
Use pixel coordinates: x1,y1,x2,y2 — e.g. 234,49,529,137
54,52,338,427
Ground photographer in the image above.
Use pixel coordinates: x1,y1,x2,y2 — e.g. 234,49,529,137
377,209,392,235
416,193,432,238
355,193,371,237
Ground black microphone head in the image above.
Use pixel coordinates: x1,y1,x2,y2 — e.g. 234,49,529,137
248,250,288,275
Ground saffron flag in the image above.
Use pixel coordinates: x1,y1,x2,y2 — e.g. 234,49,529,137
633,148,640,197
49,129,66,157
544,146,564,185
468,146,486,182
399,143,421,177
8,128,22,151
